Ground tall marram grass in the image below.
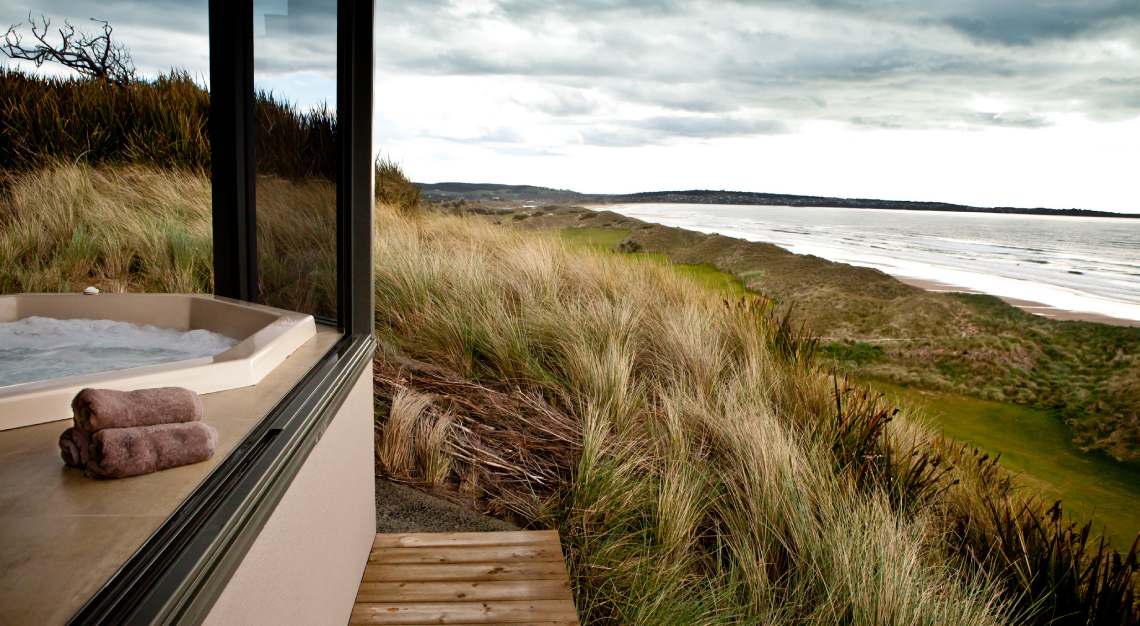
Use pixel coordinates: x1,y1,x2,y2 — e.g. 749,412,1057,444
2,163,1137,624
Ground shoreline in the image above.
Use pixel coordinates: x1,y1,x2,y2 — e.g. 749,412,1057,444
581,204,1140,329
898,277,1140,327
511,204,1140,329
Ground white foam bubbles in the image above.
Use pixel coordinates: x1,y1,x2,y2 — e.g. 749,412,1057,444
0,316,239,387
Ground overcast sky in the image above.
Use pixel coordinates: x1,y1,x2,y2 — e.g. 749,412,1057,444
4,1,1139,211
375,0,1140,212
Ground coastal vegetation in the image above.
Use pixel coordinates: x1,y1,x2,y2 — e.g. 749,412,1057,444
551,222,1140,546
489,206,1140,466
3,68,1138,624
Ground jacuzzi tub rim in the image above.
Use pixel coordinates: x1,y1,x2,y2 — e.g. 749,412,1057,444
0,293,317,429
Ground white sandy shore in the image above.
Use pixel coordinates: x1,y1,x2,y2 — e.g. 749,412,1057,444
898,277,1140,327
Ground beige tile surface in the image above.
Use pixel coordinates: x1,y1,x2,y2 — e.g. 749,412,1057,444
0,326,342,626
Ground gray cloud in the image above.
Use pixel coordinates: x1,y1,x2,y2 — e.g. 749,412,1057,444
758,0,1139,46
515,89,601,116
474,127,526,143
634,116,787,137
968,111,1051,128
579,115,787,146
934,2,1137,46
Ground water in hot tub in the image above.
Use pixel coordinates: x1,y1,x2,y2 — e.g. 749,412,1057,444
0,316,239,387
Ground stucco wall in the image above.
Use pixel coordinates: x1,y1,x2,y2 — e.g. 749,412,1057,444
203,364,375,625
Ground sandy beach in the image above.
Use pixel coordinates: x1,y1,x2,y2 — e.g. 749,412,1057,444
899,277,1140,327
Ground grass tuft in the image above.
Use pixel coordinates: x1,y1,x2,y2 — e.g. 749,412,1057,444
378,387,431,478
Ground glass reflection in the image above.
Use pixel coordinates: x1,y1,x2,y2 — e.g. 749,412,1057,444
0,1,211,296
253,0,338,318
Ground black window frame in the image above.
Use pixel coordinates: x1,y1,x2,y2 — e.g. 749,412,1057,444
68,1,375,623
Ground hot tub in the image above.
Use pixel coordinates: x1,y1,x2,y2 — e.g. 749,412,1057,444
0,293,316,431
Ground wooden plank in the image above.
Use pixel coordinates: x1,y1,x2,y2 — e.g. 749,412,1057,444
369,544,563,564
348,600,578,625
351,622,572,626
372,530,559,549
394,620,570,624
362,562,570,583
355,580,571,603
353,531,579,625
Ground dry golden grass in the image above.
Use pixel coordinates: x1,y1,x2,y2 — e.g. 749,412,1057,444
415,410,453,486
378,388,431,478
0,163,212,294
365,205,1025,624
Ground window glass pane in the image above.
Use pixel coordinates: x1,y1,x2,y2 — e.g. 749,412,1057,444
253,0,338,318
1,1,211,296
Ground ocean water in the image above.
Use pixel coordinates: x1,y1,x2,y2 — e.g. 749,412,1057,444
601,203,1140,322
0,316,238,387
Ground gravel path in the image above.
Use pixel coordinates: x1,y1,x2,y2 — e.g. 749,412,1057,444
375,478,516,533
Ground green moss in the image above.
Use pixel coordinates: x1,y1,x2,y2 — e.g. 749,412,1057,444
560,227,749,297
559,227,630,250
671,262,749,297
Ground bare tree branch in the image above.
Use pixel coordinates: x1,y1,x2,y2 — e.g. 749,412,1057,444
2,13,135,86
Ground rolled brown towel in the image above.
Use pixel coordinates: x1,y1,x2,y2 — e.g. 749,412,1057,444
58,427,93,468
85,422,219,479
72,387,204,432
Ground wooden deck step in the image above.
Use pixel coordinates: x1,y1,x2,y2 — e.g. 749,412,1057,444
351,531,579,625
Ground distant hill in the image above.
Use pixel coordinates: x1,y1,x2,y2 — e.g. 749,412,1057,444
418,182,589,205
417,182,1137,218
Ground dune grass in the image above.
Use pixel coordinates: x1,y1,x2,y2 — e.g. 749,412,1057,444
2,163,1137,624
562,223,1140,553
541,214,1140,465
